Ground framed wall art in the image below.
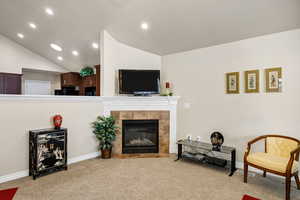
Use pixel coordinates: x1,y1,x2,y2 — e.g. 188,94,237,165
265,67,282,93
244,70,259,93
226,72,239,94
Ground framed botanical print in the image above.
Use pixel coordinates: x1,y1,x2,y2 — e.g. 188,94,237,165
265,67,282,93
245,70,259,93
226,72,239,94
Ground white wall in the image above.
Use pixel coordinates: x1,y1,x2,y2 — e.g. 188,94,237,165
162,29,300,162
0,34,68,74
100,30,162,96
0,98,103,178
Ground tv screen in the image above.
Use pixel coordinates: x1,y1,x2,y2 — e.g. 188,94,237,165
119,70,160,95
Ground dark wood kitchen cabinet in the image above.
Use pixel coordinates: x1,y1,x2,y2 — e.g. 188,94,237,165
81,75,96,88
60,65,100,96
0,74,4,93
0,73,22,94
61,72,81,87
94,65,101,96
80,75,96,96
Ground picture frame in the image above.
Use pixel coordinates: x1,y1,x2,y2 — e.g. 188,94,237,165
265,67,282,93
244,70,259,93
226,72,239,94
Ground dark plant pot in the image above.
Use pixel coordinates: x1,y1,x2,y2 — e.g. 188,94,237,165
101,148,112,159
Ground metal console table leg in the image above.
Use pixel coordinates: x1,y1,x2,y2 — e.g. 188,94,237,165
229,149,236,176
175,143,182,161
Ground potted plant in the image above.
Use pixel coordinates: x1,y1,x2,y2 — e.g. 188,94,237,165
92,116,118,159
80,66,94,77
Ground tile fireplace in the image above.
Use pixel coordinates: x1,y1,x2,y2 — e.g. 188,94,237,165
111,110,170,156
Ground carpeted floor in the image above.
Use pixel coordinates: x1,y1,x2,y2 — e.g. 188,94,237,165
0,157,300,200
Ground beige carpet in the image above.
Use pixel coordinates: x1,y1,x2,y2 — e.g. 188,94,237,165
1,157,300,200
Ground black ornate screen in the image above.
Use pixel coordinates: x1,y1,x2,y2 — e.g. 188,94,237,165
29,128,67,179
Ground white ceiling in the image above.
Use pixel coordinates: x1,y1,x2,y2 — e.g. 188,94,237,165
0,0,299,71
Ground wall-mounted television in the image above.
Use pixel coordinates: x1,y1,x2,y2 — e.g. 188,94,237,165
119,69,160,95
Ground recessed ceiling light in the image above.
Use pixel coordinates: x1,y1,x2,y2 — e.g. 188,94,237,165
141,22,149,30
57,56,63,61
45,8,54,16
72,50,79,56
17,33,24,39
50,43,62,52
92,42,99,49
29,23,37,29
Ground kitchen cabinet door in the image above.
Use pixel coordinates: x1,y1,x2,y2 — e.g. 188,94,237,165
0,74,4,94
4,74,22,94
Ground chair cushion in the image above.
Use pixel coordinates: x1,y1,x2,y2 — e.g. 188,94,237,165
247,152,298,173
267,137,298,158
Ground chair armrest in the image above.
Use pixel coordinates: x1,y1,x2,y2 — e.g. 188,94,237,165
246,136,266,154
291,145,300,156
286,145,300,173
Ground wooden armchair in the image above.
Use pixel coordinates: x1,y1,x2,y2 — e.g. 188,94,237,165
244,135,300,200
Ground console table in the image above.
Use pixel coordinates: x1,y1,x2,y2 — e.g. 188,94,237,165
175,139,236,176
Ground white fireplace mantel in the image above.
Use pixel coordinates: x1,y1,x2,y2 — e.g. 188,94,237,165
102,96,180,153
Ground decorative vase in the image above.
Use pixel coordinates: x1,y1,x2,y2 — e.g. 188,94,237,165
165,82,171,96
53,115,63,129
166,82,170,89
101,148,112,159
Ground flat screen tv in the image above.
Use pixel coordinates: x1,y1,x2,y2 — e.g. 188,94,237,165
119,70,160,95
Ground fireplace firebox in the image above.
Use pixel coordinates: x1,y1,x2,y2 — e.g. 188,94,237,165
122,120,159,154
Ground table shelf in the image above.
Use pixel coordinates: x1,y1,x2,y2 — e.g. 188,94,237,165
175,139,236,176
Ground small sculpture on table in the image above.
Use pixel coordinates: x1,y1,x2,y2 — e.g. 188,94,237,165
210,132,224,151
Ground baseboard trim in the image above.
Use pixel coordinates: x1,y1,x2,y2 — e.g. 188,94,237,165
0,170,29,184
68,152,100,165
0,152,100,184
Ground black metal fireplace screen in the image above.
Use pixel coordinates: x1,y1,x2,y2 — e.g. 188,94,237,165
122,120,159,154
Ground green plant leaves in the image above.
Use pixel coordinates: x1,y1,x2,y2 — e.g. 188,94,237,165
80,66,94,77
92,116,118,150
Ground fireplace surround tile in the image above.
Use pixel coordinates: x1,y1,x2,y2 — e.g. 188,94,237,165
159,120,170,132
111,110,170,157
120,111,133,120
133,111,148,120
147,111,161,119
111,111,120,119
160,112,170,120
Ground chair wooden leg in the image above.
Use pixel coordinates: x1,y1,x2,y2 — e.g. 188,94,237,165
286,176,291,200
295,174,300,190
263,170,266,177
244,163,248,183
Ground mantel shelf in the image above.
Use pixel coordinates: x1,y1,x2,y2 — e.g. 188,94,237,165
0,95,180,103
102,96,180,106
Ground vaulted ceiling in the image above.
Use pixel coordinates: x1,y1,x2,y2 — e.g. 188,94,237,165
0,0,299,71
